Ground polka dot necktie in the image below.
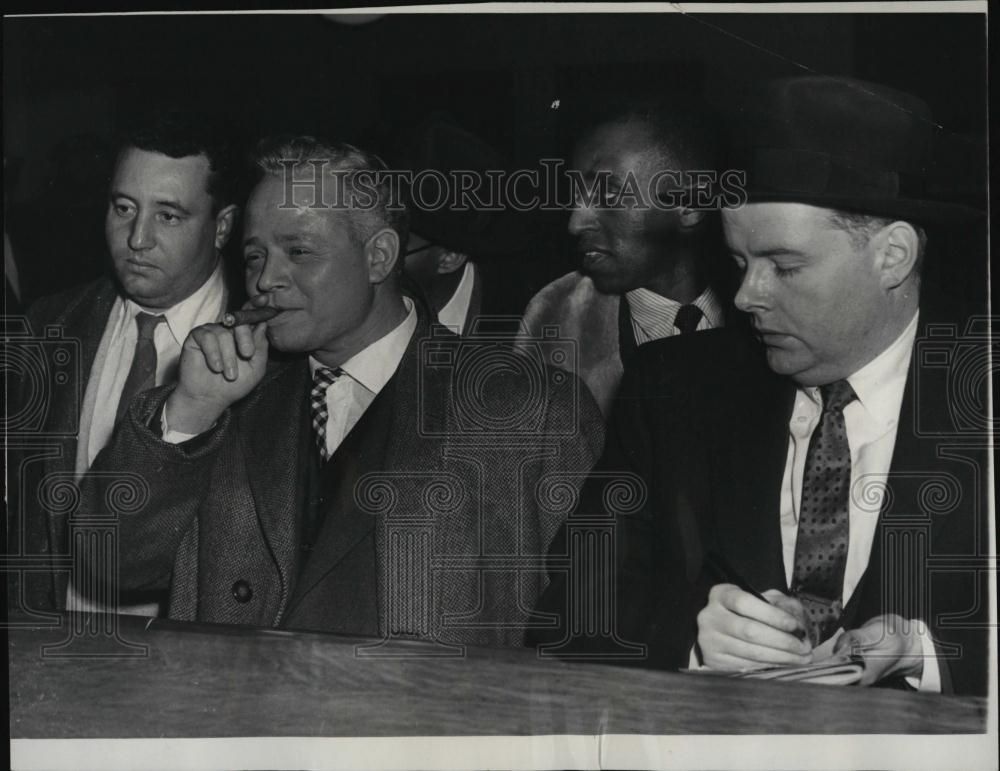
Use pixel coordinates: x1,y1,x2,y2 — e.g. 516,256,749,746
674,304,704,335
310,367,343,461
791,378,857,646
114,312,166,427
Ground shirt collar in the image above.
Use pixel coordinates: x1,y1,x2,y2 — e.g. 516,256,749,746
845,310,919,432
801,311,919,433
309,297,417,395
625,284,724,331
437,262,476,334
124,261,226,346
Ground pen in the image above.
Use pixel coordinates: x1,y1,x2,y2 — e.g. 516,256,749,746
703,551,807,641
703,551,768,601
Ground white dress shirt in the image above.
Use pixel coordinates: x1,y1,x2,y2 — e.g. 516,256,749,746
82,263,226,468
436,262,476,335
625,285,723,344
68,263,226,615
779,311,939,691
309,299,417,458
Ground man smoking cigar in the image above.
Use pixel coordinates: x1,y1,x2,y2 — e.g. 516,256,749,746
75,136,603,646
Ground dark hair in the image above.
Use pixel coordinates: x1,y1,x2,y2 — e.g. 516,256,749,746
827,209,927,272
118,110,240,214
252,135,409,250
583,91,724,171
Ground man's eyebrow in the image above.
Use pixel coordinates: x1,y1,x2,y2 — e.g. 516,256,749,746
274,233,315,244
571,168,618,186
154,199,192,216
108,191,193,217
753,247,807,259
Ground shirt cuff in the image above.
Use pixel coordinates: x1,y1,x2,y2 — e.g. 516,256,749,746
689,644,708,670
904,619,942,692
161,405,204,445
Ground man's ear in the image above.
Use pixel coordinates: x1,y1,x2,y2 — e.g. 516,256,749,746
874,221,920,289
436,250,469,275
214,204,239,250
367,227,401,283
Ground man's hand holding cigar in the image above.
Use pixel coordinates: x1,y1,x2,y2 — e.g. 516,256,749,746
164,298,278,434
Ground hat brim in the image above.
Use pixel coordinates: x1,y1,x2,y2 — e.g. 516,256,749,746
410,208,531,260
744,191,984,227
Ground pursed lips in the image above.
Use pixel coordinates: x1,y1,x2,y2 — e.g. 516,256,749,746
755,325,797,345
125,258,158,271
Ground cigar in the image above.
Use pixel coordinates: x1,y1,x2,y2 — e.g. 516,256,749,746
222,307,280,328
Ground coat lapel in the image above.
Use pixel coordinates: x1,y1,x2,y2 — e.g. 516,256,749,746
238,360,311,607
460,265,484,336
47,279,118,438
845,304,958,625
280,317,433,630
39,280,118,606
287,378,395,602
711,355,795,593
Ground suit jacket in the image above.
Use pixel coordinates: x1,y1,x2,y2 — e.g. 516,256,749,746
7,278,119,613
531,293,990,695
518,271,744,417
75,316,604,648
6,271,242,615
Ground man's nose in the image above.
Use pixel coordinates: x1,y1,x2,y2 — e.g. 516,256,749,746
254,256,288,294
734,263,770,312
567,200,597,237
127,213,155,252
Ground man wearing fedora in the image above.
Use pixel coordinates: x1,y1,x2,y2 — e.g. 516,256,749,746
399,114,536,336
532,77,989,695
518,92,737,417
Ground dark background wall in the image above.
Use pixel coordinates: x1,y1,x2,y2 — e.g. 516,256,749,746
3,11,988,306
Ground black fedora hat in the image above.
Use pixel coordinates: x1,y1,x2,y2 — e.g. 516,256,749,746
399,113,529,259
733,76,982,225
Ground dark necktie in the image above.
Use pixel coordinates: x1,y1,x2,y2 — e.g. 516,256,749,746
115,312,165,426
674,304,704,335
310,367,343,461
791,379,857,645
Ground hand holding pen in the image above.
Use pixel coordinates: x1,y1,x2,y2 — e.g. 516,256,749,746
696,552,813,671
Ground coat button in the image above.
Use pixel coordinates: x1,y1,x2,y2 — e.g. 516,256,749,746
232,580,253,603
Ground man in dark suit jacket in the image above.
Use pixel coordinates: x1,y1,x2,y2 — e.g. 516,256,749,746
531,77,990,695
6,112,241,616
76,135,603,648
